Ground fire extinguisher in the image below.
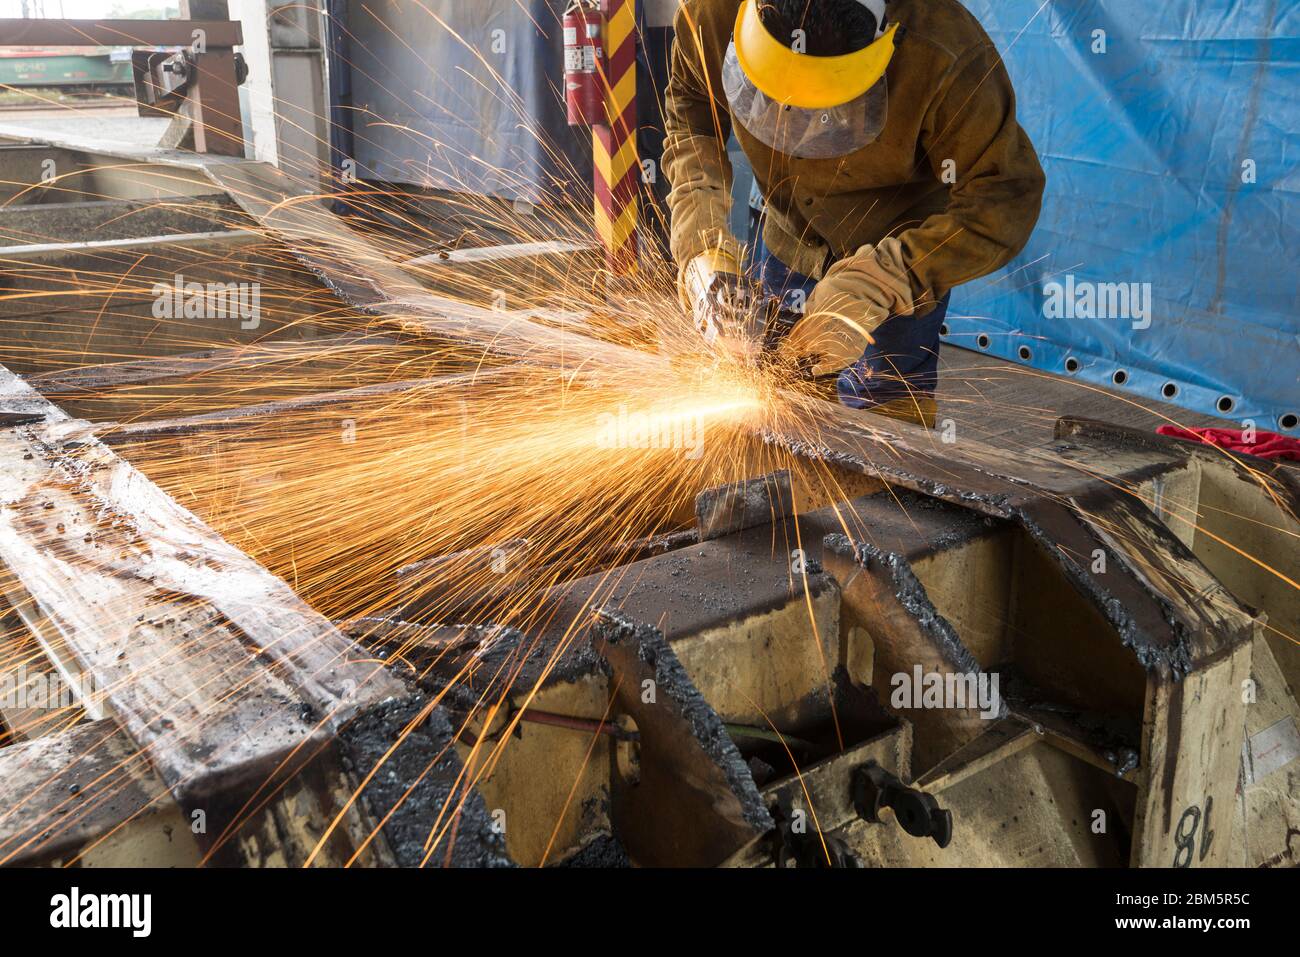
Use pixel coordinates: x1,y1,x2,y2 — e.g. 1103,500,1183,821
564,0,604,126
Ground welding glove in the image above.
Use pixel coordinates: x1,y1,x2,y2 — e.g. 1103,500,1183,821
678,244,762,350
778,237,916,377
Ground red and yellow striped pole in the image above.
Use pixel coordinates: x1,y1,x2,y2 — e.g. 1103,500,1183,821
594,0,638,276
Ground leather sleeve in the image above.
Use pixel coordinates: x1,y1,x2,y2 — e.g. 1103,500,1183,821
899,40,1046,307
662,2,741,267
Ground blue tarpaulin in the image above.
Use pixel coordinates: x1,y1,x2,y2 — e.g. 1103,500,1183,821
951,1,1299,430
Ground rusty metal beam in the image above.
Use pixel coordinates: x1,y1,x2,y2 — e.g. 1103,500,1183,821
0,360,516,866
765,397,1260,676
95,363,522,444
0,362,409,863
31,333,396,394
0,718,201,867
695,469,794,542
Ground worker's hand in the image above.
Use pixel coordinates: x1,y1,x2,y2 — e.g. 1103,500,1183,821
778,238,915,377
678,246,760,348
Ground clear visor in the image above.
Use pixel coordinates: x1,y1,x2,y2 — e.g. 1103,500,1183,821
722,41,887,160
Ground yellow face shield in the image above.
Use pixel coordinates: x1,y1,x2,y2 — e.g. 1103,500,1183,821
732,0,899,110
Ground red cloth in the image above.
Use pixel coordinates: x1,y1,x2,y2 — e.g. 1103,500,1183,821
1156,425,1300,461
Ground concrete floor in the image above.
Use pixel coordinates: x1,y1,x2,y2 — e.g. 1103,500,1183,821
0,108,169,150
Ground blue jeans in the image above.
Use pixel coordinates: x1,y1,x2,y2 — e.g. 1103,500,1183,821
752,230,948,409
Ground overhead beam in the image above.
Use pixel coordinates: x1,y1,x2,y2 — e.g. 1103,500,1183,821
0,229,258,261
0,18,242,47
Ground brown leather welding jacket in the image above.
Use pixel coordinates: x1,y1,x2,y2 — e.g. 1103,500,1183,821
662,0,1046,313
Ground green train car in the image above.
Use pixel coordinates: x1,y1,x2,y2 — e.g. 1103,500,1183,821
0,49,134,91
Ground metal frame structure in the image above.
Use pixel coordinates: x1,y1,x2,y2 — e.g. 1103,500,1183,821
1,133,1297,867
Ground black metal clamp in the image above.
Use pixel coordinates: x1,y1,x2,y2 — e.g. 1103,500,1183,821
770,799,862,869
851,761,953,849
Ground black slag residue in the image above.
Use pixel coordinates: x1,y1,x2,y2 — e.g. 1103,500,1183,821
551,832,631,868
338,693,514,868
827,533,986,682
760,430,1019,519
594,611,773,832
769,423,1202,679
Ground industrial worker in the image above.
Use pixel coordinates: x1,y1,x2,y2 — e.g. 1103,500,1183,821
665,0,1045,426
